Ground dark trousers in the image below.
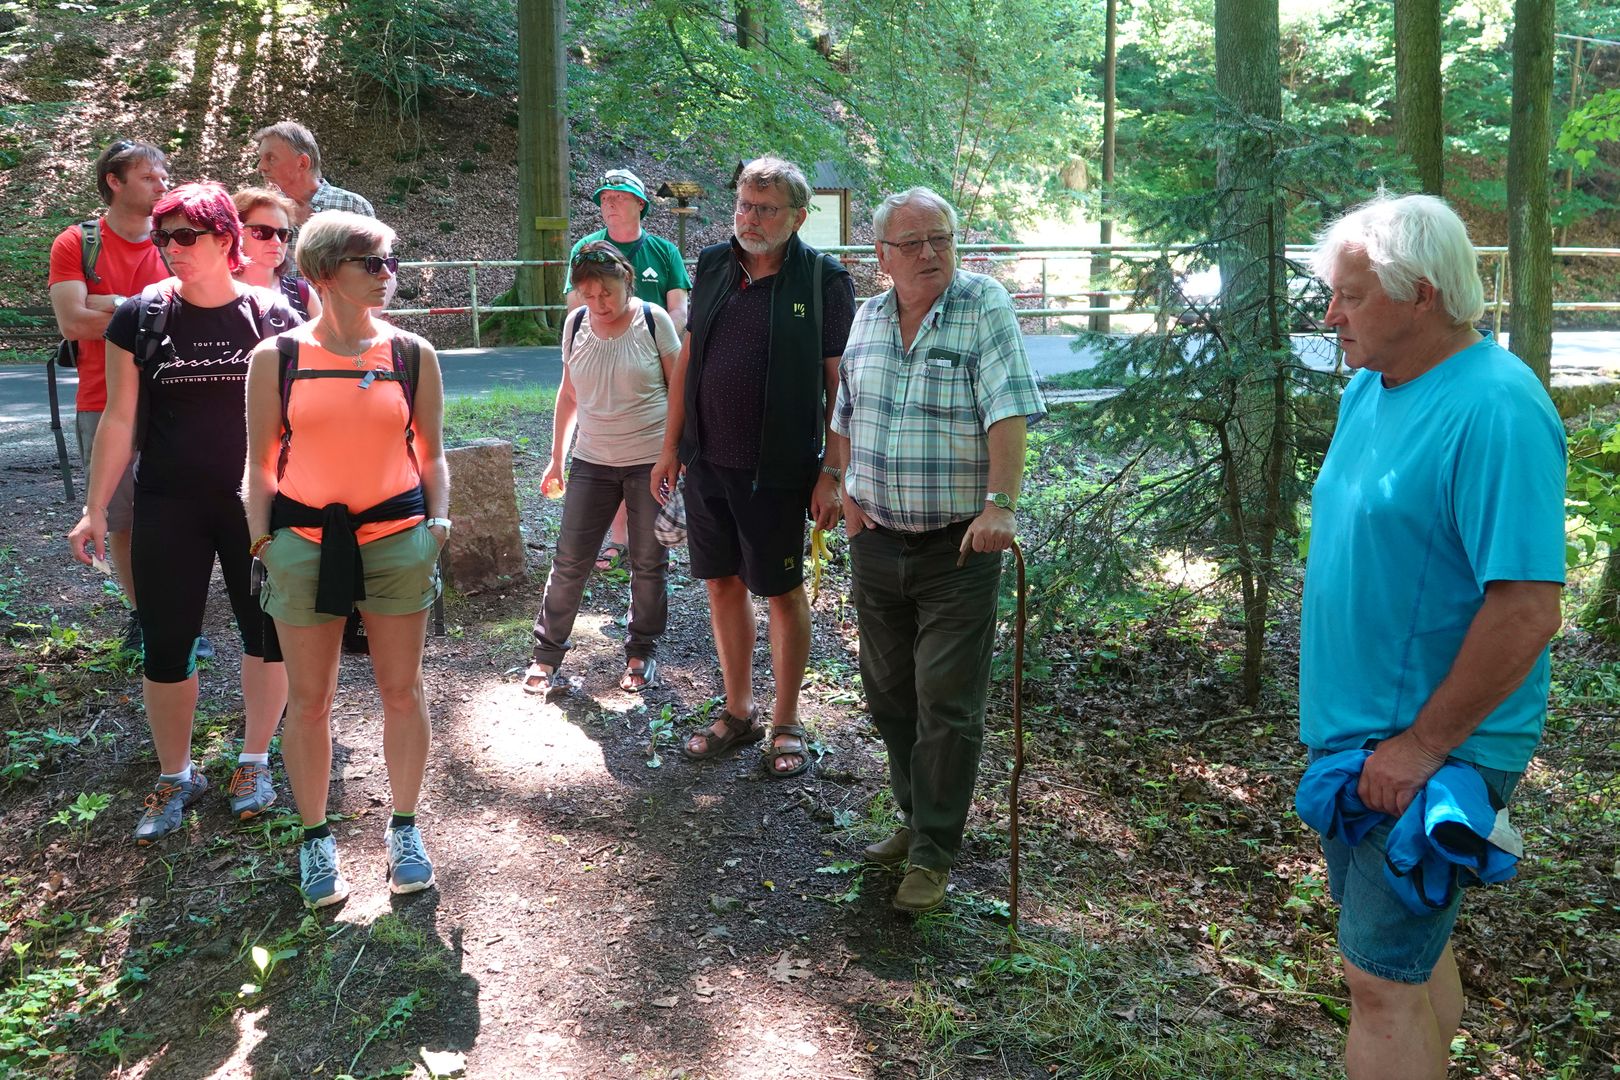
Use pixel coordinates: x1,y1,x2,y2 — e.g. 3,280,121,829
531,458,668,668
848,520,1002,871
132,488,264,682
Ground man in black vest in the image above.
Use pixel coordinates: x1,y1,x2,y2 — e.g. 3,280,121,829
652,157,855,779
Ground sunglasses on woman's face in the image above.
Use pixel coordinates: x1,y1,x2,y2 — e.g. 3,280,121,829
244,224,293,242
339,255,400,276
152,227,216,248
572,250,620,270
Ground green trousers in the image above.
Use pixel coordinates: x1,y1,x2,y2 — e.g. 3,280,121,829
848,520,1002,871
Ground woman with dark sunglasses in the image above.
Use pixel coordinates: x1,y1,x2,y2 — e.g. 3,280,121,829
67,181,300,844
232,187,322,320
522,241,680,696
244,210,447,909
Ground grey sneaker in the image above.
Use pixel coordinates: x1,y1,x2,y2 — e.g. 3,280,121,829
131,771,209,845
193,635,215,661
227,762,276,819
384,824,436,894
299,835,351,909
121,609,143,654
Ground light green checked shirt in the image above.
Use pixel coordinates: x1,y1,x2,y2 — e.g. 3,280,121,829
832,269,1046,532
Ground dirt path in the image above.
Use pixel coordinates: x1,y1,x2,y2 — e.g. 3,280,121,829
0,420,1013,1079
6,410,1616,1080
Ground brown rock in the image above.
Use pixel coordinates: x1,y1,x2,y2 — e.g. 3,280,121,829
443,439,526,592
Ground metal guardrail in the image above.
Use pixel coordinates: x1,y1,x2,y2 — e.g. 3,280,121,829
384,244,1620,346
10,245,1618,351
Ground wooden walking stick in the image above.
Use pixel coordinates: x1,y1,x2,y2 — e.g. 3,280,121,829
1008,539,1027,937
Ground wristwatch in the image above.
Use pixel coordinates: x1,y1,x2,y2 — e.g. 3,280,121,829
425,517,452,533
985,492,1014,511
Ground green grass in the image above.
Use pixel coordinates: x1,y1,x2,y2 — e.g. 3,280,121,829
443,385,555,446
894,918,1335,1078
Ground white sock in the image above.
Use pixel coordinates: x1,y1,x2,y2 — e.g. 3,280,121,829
238,752,269,766
160,764,193,784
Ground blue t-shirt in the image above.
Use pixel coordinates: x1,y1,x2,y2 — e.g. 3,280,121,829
1299,334,1566,772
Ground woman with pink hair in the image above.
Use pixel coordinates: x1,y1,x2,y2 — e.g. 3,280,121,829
68,181,302,844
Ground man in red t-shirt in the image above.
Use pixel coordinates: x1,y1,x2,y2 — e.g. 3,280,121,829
48,140,170,646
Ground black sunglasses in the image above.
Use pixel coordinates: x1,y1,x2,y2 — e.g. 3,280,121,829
339,255,400,276
244,224,293,242
573,250,620,267
152,227,216,248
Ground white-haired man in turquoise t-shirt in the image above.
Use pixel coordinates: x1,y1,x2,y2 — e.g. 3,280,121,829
1300,192,1566,1080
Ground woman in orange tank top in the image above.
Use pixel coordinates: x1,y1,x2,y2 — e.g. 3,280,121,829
244,211,448,910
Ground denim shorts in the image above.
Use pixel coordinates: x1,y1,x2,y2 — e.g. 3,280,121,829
1309,748,1521,984
259,523,441,626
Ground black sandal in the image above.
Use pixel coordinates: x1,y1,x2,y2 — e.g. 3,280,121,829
620,657,658,693
763,723,812,779
682,706,764,760
522,661,569,695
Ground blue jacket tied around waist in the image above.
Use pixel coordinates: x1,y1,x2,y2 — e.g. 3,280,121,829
1295,749,1523,917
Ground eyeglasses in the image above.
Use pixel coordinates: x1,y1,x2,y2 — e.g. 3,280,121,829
602,169,640,185
244,224,293,243
735,199,789,221
152,227,216,248
879,234,955,257
339,255,399,276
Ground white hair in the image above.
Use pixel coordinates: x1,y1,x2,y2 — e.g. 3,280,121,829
873,186,959,240
1311,192,1484,325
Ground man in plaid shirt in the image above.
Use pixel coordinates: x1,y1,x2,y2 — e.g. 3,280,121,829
253,121,376,224
832,186,1046,914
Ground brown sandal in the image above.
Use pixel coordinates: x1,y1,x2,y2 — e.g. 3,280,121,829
682,706,764,760
762,723,812,779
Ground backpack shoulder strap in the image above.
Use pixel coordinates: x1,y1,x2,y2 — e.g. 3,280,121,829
812,252,830,350
275,334,300,479
133,282,174,369
79,219,103,286
391,332,421,428
248,288,296,340
566,305,589,354
391,332,422,469
643,301,657,342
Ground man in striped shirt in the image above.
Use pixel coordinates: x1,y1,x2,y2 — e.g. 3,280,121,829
832,186,1046,914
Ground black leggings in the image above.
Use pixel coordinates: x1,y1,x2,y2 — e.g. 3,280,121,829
132,488,268,683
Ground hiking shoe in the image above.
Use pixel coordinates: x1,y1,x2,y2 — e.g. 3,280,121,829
862,827,912,868
227,762,276,819
121,610,143,654
193,635,215,661
299,835,351,909
384,824,436,894
893,866,949,914
131,771,209,844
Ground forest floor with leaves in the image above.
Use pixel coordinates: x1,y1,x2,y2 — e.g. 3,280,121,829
1,393,1617,1080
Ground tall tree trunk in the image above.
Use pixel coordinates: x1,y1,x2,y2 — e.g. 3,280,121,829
737,1,765,49
1215,0,1287,706
517,0,569,330
1394,0,1444,195
1507,0,1555,385
1088,0,1117,334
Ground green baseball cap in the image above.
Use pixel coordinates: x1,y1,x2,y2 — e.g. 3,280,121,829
593,168,649,217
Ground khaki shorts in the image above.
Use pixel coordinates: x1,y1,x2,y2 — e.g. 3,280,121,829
75,410,136,532
259,523,441,627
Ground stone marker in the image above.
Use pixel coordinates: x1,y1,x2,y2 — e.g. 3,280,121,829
442,438,525,592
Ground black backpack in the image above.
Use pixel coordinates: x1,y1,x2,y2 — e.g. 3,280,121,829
131,282,296,372
55,219,106,370
272,332,423,480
